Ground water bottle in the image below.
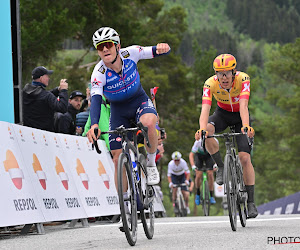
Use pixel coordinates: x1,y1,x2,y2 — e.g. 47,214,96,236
130,150,140,181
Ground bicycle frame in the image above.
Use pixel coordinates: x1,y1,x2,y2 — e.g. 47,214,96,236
204,128,250,231
173,183,187,217
92,122,154,245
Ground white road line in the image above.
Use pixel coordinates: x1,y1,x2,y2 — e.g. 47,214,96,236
91,216,300,228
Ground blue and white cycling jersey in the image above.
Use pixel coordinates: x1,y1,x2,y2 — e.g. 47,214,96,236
91,45,155,103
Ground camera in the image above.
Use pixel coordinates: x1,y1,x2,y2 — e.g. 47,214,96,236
160,128,166,140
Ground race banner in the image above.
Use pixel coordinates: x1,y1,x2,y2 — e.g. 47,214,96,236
57,134,120,217
0,122,45,227
13,124,88,222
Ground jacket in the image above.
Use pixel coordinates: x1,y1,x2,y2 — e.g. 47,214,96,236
22,82,68,132
56,103,79,135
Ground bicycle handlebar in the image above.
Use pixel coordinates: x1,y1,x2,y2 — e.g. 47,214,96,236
201,130,253,148
172,183,187,188
92,122,151,154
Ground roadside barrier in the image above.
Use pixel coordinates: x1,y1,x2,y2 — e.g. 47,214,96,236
0,121,165,232
257,191,300,215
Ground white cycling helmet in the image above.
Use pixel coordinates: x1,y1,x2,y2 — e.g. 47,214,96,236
172,151,182,160
92,27,120,49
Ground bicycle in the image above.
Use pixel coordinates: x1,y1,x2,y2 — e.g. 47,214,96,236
202,126,250,231
172,183,187,217
92,122,155,246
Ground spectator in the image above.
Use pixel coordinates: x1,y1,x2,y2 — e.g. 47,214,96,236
82,95,110,149
76,88,91,135
55,90,86,135
22,66,68,132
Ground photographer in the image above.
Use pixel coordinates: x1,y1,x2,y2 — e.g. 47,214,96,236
23,66,68,132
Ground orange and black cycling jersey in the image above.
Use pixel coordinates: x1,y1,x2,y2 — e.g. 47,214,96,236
202,71,250,112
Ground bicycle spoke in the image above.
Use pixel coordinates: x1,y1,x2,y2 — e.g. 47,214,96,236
138,154,154,239
225,154,237,231
118,153,137,246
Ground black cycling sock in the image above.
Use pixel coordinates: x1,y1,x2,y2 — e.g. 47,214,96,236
211,152,224,169
246,185,255,203
196,188,200,195
210,191,213,197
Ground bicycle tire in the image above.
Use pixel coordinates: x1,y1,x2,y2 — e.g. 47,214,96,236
138,154,154,239
179,195,187,216
224,154,237,231
202,180,210,216
118,153,138,246
236,156,247,227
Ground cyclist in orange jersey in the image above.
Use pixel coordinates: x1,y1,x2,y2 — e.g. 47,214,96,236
196,54,257,218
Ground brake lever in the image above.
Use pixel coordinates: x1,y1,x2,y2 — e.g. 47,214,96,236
137,122,151,148
92,128,102,154
242,127,253,147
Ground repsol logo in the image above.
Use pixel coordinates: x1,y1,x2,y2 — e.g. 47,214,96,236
43,198,59,209
85,197,100,207
13,198,38,211
65,198,81,208
106,196,119,205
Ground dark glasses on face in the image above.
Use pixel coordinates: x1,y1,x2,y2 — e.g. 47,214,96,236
216,70,233,78
96,41,115,51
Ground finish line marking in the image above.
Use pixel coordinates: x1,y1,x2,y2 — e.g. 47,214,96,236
92,216,300,228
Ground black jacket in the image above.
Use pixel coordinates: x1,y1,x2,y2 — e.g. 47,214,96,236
22,82,68,132
56,103,79,135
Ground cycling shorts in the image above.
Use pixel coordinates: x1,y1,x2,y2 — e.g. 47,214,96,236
194,153,214,171
171,173,188,191
208,106,251,154
109,91,157,150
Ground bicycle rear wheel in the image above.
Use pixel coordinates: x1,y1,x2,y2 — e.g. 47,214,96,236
118,153,138,246
224,154,237,231
138,154,154,239
202,180,210,216
236,156,247,227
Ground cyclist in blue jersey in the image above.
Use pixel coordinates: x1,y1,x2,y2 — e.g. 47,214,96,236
87,27,170,186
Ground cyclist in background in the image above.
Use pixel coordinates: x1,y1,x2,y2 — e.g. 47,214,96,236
189,138,217,205
196,54,258,218
168,151,191,214
86,27,171,187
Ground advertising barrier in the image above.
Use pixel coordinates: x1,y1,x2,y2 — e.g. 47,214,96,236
0,121,119,227
0,121,166,228
257,191,300,215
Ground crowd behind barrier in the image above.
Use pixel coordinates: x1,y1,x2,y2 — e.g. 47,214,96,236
0,121,165,229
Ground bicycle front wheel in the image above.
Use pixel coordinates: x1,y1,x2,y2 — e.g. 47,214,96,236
180,196,187,216
118,153,138,246
138,154,154,239
202,180,210,216
236,156,247,227
224,154,237,231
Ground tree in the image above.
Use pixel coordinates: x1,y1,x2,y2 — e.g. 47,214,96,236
252,38,300,204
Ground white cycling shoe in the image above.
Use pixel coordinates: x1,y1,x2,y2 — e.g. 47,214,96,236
147,166,160,185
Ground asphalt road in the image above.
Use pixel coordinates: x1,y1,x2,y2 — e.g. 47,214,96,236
1,215,300,249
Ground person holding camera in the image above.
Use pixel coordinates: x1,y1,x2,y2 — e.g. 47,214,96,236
23,66,68,132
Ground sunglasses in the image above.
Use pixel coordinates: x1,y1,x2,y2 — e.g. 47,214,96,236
96,41,115,51
216,70,233,78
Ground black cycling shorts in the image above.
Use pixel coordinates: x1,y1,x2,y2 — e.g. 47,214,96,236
171,173,188,191
208,106,251,154
194,153,214,171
